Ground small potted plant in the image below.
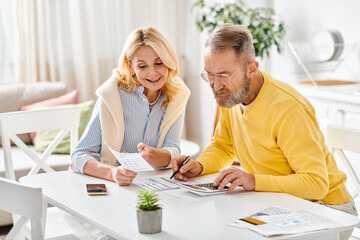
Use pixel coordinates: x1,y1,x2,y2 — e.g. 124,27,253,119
136,189,162,234
191,0,286,59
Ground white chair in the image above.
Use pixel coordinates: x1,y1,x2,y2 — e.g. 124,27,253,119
327,125,360,199
0,176,44,240
0,107,81,239
327,125,360,239
0,107,80,180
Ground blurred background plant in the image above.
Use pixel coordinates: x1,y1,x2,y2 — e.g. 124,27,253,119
191,0,286,58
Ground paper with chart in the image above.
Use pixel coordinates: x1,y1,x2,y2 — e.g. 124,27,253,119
133,177,228,194
133,177,180,191
133,176,231,202
229,206,342,237
107,144,153,172
134,175,229,196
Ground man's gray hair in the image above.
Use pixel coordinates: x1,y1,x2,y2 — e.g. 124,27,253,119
205,24,255,62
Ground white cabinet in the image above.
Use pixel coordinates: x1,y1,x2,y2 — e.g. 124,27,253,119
333,101,360,127
292,83,360,136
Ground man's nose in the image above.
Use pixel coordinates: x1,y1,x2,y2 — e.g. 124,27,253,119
212,78,224,91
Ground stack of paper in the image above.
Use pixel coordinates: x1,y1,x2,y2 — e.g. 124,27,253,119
133,177,179,191
229,207,342,237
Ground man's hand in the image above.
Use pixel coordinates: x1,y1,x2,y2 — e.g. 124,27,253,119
213,167,255,193
111,166,137,186
171,155,203,181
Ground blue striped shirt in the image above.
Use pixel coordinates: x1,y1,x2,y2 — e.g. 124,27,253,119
71,85,184,173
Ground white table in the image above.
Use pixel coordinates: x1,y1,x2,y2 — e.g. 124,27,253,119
20,170,359,240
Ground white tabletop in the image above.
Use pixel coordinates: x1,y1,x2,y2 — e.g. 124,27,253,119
20,170,359,240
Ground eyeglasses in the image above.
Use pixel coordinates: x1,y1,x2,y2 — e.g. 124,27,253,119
201,66,242,85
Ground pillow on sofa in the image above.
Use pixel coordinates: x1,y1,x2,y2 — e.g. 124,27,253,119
20,90,79,142
21,89,79,111
34,100,95,154
0,81,67,147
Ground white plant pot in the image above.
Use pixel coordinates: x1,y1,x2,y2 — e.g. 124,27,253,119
137,209,162,234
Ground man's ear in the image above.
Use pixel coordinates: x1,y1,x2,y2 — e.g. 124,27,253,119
247,61,259,78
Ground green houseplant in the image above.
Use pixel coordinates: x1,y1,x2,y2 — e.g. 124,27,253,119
136,189,162,234
192,0,286,58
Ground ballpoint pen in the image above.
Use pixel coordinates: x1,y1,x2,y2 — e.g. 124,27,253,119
170,155,190,179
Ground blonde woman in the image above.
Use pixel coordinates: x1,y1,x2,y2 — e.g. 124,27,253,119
72,27,190,186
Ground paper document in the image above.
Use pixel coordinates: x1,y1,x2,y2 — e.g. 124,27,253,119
107,144,153,172
134,177,180,191
229,207,342,237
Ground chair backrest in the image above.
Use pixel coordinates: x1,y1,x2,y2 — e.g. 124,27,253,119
0,177,44,240
0,107,80,181
327,124,360,198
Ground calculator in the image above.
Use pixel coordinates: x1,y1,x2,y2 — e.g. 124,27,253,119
177,182,229,196
195,182,229,190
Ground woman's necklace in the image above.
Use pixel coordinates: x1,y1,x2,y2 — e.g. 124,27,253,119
149,90,161,109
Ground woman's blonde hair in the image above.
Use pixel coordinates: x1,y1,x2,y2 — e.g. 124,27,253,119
112,27,180,106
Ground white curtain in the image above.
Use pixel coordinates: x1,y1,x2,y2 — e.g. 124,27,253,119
1,0,186,101
1,0,214,145
0,0,16,84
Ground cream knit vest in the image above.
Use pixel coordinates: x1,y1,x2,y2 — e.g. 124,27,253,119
95,76,190,165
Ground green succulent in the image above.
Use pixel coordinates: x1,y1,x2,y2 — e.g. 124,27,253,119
136,189,162,211
191,0,286,59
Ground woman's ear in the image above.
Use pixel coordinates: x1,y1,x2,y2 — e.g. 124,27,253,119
128,63,135,76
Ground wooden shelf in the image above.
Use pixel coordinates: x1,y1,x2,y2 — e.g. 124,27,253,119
299,80,357,86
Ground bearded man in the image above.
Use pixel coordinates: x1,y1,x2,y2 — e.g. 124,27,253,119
171,24,357,240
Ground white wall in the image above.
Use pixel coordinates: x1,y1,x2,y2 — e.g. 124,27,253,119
180,1,218,151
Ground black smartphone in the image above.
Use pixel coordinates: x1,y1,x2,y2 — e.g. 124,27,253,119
86,183,107,195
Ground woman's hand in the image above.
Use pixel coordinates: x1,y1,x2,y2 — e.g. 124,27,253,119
83,159,137,186
137,142,171,168
111,166,137,186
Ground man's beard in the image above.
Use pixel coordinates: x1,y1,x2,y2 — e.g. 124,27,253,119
213,73,251,108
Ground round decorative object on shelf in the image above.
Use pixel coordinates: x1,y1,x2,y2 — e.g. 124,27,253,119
311,29,344,62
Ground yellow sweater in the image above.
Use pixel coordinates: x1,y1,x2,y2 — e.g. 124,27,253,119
197,70,351,204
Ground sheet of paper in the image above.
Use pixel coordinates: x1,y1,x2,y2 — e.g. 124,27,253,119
161,175,245,202
171,181,228,196
164,187,230,203
230,206,342,237
133,177,180,191
106,144,153,172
